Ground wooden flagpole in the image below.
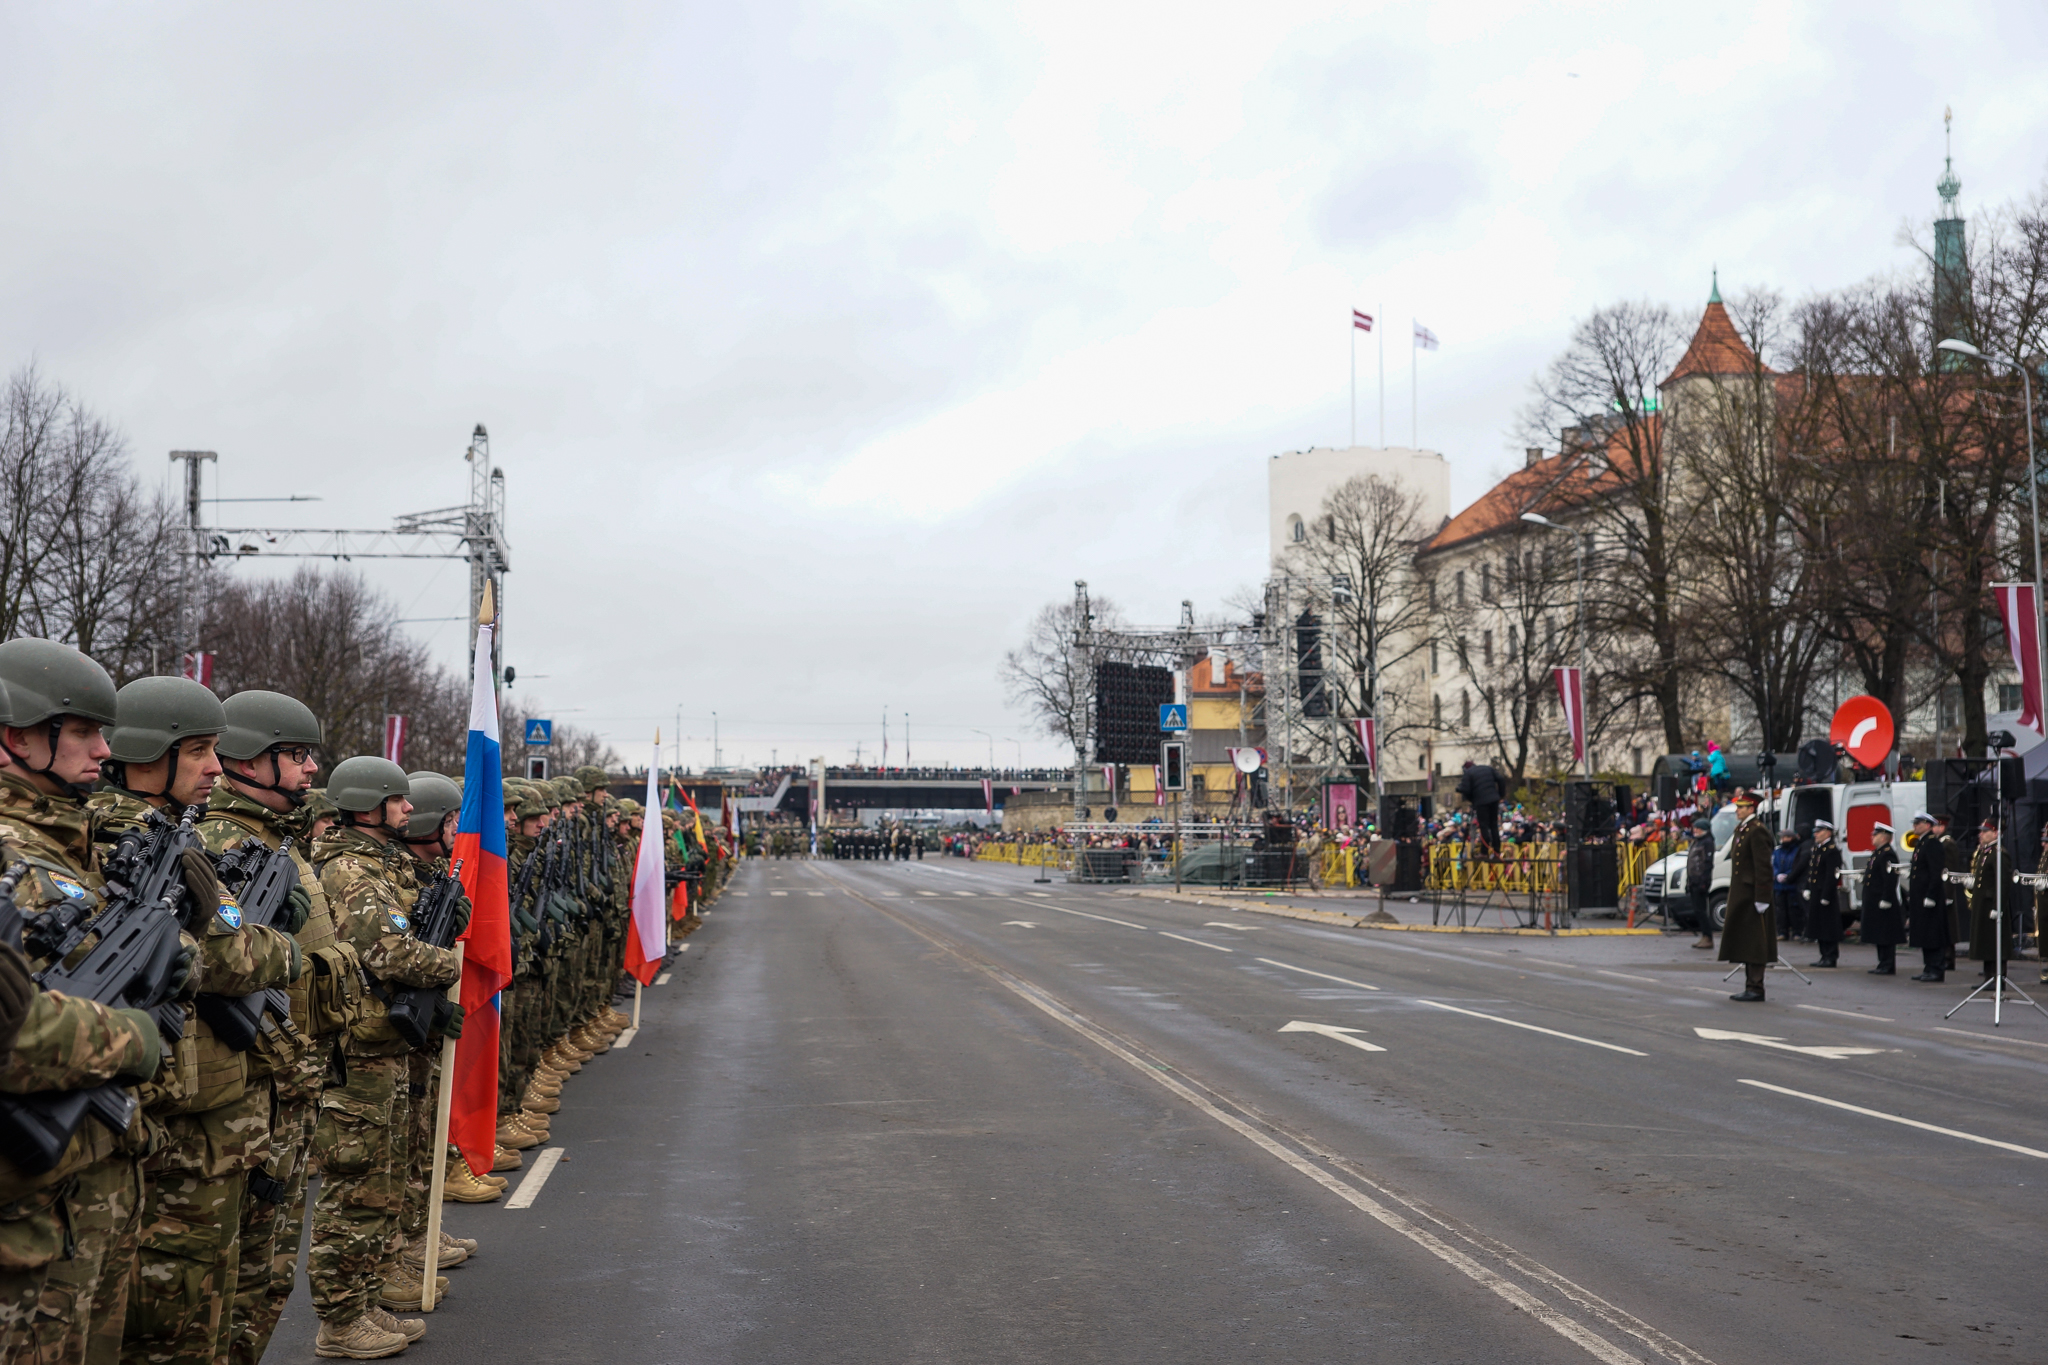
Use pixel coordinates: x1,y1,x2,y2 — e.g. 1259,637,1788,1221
420,942,463,1312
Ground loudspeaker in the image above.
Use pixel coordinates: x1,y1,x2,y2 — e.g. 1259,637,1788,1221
1564,781,1613,843
2016,779,2048,875
1796,738,1837,783
1379,797,1419,840
1568,843,1619,911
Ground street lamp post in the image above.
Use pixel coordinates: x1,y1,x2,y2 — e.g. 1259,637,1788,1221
1519,511,1591,780
971,729,994,771
1940,339,2044,732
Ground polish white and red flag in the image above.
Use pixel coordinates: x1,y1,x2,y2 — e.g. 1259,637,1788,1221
1349,717,1377,772
1553,666,1585,764
624,739,668,985
1992,583,2043,736
1352,309,1374,332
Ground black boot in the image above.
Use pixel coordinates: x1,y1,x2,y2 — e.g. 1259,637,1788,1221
1810,954,1838,968
1910,969,1944,982
1868,963,1895,974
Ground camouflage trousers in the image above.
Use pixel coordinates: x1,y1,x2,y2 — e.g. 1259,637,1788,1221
398,1051,438,1249
120,1165,245,1365
0,1154,144,1365
226,1058,324,1365
306,1054,407,1326
496,980,522,1117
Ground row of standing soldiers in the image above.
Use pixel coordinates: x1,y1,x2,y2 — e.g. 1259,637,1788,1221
824,828,921,860
1721,794,2026,999
0,634,672,1363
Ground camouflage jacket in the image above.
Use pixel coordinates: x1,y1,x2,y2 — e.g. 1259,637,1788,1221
0,770,156,1193
314,826,459,1054
91,788,297,1177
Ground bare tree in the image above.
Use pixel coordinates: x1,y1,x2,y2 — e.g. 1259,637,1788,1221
999,592,1128,763
1278,473,1432,770
1438,524,1586,782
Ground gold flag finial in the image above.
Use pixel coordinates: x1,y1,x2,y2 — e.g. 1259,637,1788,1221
477,582,496,626
655,727,662,747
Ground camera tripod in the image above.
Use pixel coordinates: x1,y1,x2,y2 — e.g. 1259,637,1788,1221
1719,901,1813,986
1946,870,2048,1026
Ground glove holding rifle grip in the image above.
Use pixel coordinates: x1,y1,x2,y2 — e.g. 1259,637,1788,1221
384,860,467,1051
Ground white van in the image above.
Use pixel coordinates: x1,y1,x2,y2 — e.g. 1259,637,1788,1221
1639,781,1925,931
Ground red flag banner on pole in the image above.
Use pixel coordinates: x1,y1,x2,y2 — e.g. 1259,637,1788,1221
1553,666,1585,764
980,777,993,814
1153,765,1165,806
1993,583,2044,736
1352,309,1374,332
1350,717,1377,772
181,651,214,686
383,714,408,765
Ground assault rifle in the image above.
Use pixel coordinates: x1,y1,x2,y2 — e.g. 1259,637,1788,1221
0,811,199,1175
383,860,467,1050
202,838,302,1052
506,846,542,948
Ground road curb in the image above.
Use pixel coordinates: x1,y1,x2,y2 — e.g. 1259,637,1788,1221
1121,889,1664,936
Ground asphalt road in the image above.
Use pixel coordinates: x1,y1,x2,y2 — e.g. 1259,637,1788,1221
271,855,2047,1363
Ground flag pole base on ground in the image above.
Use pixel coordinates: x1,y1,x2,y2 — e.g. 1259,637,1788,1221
633,977,643,1029
421,943,464,1312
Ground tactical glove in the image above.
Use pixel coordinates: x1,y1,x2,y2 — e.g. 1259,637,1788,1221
450,892,472,939
169,939,199,1000
283,885,312,936
180,848,221,913
438,1005,464,1040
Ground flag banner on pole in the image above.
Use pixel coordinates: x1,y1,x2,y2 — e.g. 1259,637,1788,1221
1101,763,1115,798
448,623,511,1179
1553,666,1586,763
1352,309,1374,332
1153,765,1165,806
1350,717,1377,772
980,777,993,813
382,714,408,765
1992,583,2044,735
181,651,215,686
625,742,667,985
1413,321,1439,351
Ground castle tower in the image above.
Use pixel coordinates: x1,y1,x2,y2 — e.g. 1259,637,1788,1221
1933,107,1969,369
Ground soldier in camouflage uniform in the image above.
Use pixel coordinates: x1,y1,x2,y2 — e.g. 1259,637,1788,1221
307,757,460,1360
488,781,551,1169
196,691,367,1365
0,646,170,1365
90,679,300,1365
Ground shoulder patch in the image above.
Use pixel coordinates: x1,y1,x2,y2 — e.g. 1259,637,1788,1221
49,873,87,900
216,895,243,930
388,909,410,932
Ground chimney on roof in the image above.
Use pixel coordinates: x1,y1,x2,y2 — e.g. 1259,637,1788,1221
1525,448,1545,469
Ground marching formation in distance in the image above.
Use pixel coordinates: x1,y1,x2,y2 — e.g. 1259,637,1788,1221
0,635,727,1363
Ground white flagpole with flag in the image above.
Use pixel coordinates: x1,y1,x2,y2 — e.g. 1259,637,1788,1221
1553,666,1586,773
623,731,668,1025
1351,309,1373,446
1412,321,1439,448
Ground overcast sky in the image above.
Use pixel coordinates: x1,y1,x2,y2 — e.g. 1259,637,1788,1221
4,2,2044,772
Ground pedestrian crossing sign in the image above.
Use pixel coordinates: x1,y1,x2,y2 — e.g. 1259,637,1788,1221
1159,703,1189,732
525,719,554,746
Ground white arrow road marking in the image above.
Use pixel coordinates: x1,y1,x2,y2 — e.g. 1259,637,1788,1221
1203,922,1259,932
1255,958,1380,992
1279,1020,1387,1052
1738,1079,2048,1159
1000,921,1038,928
1421,1000,1647,1056
1695,1027,1890,1059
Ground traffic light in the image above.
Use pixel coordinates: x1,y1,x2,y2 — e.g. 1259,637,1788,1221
1161,740,1187,791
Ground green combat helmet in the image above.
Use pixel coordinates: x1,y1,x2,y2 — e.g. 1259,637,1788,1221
105,675,228,795
219,690,323,807
0,638,119,796
404,771,462,843
301,788,339,823
574,765,610,799
555,775,584,802
503,779,547,822
328,756,412,815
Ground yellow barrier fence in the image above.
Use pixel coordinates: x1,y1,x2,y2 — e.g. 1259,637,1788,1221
974,844,1073,871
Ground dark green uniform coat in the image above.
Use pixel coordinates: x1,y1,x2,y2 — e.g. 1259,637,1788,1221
1718,813,1778,965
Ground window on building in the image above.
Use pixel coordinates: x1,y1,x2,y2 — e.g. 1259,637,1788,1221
1429,642,1439,674
1481,563,1493,601
1482,630,1493,667
1632,746,1644,775
1455,570,1466,607
1460,689,1471,728
1288,515,1305,543
1428,577,1437,609
2000,683,2024,712
1507,626,1518,661
1433,695,1443,727
1457,636,1468,670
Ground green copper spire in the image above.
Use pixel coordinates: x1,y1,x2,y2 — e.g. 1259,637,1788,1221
1933,106,1969,371
1708,267,1721,304
1936,105,1961,216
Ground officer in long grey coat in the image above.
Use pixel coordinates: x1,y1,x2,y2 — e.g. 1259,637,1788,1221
1719,789,1779,1001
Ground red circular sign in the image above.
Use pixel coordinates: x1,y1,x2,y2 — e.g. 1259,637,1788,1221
1829,695,1895,769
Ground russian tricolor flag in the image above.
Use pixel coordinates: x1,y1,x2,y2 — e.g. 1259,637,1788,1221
449,618,513,1177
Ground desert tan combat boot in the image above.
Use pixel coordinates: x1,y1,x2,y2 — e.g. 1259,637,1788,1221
378,1264,450,1311
522,1087,561,1115
443,1163,503,1202
491,1143,522,1172
498,1117,540,1150
441,1228,479,1256
403,1235,468,1271
369,1307,426,1342
314,1313,409,1359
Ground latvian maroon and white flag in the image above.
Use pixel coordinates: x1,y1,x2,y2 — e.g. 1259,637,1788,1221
1553,666,1585,763
1993,583,2043,736
980,777,993,813
1352,309,1374,332
1349,717,1377,772
1153,765,1165,806
382,714,408,765
1101,764,1115,798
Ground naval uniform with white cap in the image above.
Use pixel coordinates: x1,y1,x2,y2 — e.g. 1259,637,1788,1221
1860,821,1904,975
1805,820,1845,968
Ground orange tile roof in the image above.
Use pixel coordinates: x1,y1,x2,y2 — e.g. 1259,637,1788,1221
1665,299,1771,384
1422,430,1642,555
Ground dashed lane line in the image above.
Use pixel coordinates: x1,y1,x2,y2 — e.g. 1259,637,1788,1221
1737,1079,2048,1159
1417,1000,1649,1057
1157,931,1234,953
1253,957,1380,992
505,1147,565,1209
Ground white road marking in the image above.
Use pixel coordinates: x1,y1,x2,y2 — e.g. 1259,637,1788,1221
1253,957,1380,992
1421,1000,1648,1056
1025,891,1051,897
1933,1025,2048,1050
807,891,825,897
956,892,977,897
1040,905,1150,930
1279,1020,1387,1052
1203,921,1259,932
1694,1027,1888,1060
505,1147,565,1209
1737,1079,2048,1159
918,891,940,897
612,1027,638,1047
1795,1003,1893,1022
768,891,788,897
654,973,671,986
1158,931,1233,953
1000,921,1038,928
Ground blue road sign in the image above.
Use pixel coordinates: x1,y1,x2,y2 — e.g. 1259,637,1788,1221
524,719,554,747
1159,703,1189,732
